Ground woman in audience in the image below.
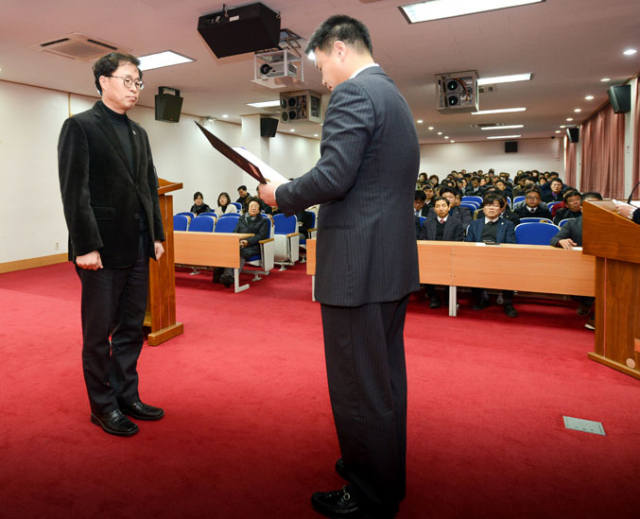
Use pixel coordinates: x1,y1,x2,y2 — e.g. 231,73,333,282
422,182,436,209
217,192,237,214
190,191,211,215
429,174,440,189
416,172,429,190
219,198,270,288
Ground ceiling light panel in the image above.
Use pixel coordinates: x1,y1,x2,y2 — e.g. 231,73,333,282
471,108,527,115
477,73,532,86
400,0,545,24
138,51,193,71
480,124,524,130
487,135,521,139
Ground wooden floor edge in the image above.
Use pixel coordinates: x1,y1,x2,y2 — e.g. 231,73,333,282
0,253,68,274
587,352,640,380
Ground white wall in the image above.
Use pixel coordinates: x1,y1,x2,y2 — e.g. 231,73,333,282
0,81,320,263
419,138,565,179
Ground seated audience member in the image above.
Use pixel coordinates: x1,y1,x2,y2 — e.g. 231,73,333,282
456,178,467,192
553,190,582,225
465,192,518,318
433,187,472,228
538,176,548,188
414,190,430,217
550,192,603,328
422,182,436,209
465,176,485,196
236,185,251,211
429,174,440,189
418,197,464,308
219,198,270,288
616,202,640,224
216,192,238,214
190,191,211,215
417,172,429,190
543,178,565,203
513,175,535,197
494,178,512,198
514,188,552,219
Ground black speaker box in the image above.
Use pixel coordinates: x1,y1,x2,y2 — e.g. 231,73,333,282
505,141,518,153
607,85,631,113
567,128,580,143
197,3,281,59
260,117,278,137
155,88,183,123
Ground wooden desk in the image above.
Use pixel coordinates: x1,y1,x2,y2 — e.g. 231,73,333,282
174,231,254,293
306,239,595,314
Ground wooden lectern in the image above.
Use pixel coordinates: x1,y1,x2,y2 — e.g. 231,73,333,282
583,200,640,379
144,178,184,346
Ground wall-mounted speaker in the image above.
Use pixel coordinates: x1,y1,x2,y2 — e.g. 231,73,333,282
505,141,518,153
566,128,580,143
155,87,183,123
607,85,631,114
197,3,281,59
260,117,278,138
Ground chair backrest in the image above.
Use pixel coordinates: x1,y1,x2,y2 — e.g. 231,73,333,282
198,211,217,218
462,196,483,205
305,210,317,228
514,222,560,245
547,201,562,211
460,202,478,211
419,216,426,226
175,211,195,222
188,215,215,232
173,214,189,231
219,212,241,219
519,217,553,224
506,197,512,207
513,196,526,206
230,202,242,211
558,218,571,227
273,213,297,235
214,216,240,233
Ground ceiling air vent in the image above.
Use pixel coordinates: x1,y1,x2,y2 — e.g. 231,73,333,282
28,33,127,62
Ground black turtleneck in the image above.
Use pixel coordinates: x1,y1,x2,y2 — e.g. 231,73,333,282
101,101,134,173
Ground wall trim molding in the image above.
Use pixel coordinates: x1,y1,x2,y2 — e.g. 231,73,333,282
0,253,68,274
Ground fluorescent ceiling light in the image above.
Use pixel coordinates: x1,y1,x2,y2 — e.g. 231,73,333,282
585,95,594,100
623,49,637,56
600,77,611,82
246,100,281,108
477,73,532,86
471,107,527,115
138,51,193,71
481,124,524,131
417,119,424,124
487,135,521,139
400,0,545,24
574,108,582,113
428,126,434,130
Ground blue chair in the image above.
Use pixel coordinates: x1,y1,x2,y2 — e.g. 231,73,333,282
460,202,478,211
173,214,189,231
219,212,241,220
188,215,215,232
462,196,482,205
558,218,571,227
513,196,525,206
214,216,240,233
506,197,512,207
230,202,242,211
419,216,427,226
519,217,553,224
198,211,217,218
273,214,300,268
515,222,560,245
547,201,562,212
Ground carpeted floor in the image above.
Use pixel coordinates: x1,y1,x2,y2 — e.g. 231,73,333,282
0,262,638,518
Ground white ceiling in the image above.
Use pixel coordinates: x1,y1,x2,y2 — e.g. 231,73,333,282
1,0,639,143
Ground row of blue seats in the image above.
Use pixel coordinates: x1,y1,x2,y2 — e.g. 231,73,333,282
460,195,563,212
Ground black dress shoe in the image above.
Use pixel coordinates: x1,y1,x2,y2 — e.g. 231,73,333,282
504,304,518,318
429,296,441,309
335,458,349,480
120,401,164,421
472,296,490,310
220,273,234,288
312,486,372,518
91,409,138,437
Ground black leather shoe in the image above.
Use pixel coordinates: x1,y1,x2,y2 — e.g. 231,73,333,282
221,273,234,288
335,458,349,480
120,401,164,421
429,296,441,309
472,297,490,310
504,304,518,318
312,486,372,518
90,409,138,437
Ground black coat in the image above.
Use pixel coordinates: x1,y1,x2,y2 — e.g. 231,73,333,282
419,216,464,241
234,214,270,258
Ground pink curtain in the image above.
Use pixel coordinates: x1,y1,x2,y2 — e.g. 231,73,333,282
564,138,577,188
580,103,626,198
633,77,640,193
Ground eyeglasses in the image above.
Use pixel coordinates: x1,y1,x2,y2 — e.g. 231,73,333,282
109,75,145,91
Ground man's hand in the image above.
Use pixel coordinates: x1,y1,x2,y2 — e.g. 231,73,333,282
557,238,577,250
259,182,279,207
240,240,249,248
155,241,165,260
616,203,637,219
76,250,103,270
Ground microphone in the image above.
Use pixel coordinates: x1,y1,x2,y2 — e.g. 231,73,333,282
628,180,640,204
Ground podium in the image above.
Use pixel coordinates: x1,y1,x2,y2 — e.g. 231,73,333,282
583,201,640,379
144,178,184,346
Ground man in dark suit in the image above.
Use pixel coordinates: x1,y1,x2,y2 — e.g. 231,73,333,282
260,15,419,519
58,53,165,437
419,197,463,308
514,188,552,219
466,192,518,317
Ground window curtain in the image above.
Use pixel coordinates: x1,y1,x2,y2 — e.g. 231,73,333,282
580,103,626,198
633,77,640,195
564,138,577,188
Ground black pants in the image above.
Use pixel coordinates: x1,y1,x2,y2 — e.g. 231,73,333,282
320,296,409,513
75,233,149,415
472,288,513,305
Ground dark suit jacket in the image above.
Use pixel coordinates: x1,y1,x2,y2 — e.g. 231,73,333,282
550,216,583,247
465,218,517,244
58,102,164,268
514,204,552,219
634,208,640,224
234,214,270,258
419,216,464,241
275,66,420,306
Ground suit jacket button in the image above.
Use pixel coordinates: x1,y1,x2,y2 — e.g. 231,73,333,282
134,213,140,219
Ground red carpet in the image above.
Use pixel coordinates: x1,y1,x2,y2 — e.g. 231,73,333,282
0,262,638,518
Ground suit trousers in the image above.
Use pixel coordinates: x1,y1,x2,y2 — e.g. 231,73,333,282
75,233,149,415
320,296,409,511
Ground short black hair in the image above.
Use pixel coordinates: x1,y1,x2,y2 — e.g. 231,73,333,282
217,192,231,206
581,191,603,202
193,191,204,200
93,53,141,95
563,189,581,202
439,186,458,198
422,182,434,190
524,187,541,196
551,178,563,185
433,196,450,207
305,15,373,55
237,185,247,192
483,192,506,208
414,190,427,202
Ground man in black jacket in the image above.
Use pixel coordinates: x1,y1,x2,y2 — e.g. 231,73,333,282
58,53,165,437
514,188,552,219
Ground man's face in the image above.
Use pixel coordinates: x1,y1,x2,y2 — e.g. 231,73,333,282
414,199,425,210
442,192,455,206
551,181,563,193
566,195,581,212
434,200,450,219
313,44,350,92
525,192,541,208
238,188,247,197
483,201,502,219
248,201,260,217
423,187,434,198
100,62,140,114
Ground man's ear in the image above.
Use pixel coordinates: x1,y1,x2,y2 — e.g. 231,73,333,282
333,40,348,60
99,75,108,94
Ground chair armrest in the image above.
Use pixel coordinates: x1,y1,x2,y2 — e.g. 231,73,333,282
259,238,275,244
286,232,300,238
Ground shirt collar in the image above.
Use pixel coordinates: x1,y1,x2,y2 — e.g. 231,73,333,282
485,217,500,224
350,63,379,79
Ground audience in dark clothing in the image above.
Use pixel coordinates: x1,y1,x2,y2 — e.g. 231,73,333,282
553,190,582,225
190,191,211,215
514,189,552,219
